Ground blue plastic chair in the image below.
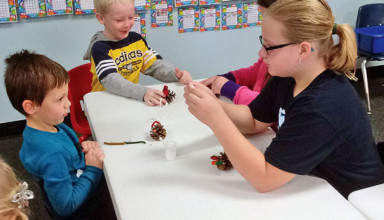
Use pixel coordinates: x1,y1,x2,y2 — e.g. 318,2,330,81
355,3,384,114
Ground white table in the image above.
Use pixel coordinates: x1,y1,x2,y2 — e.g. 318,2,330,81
84,82,366,220
348,183,384,220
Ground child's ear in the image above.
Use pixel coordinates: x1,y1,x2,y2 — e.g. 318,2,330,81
96,13,105,25
22,100,38,115
299,41,313,58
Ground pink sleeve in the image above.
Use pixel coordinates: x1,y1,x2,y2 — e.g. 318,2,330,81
231,57,264,88
233,87,260,105
231,58,268,105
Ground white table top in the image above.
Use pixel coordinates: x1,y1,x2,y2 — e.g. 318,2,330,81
348,183,384,220
84,82,366,220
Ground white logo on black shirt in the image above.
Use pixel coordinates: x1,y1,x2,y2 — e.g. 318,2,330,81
278,108,286,129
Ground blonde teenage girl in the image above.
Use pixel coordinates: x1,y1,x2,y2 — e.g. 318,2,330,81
184,0,384,198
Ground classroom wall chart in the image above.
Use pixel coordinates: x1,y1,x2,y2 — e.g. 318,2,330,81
0,0,263,38
221,3,242,30
150,0,173,28
200,5,220,32
132,13,147,39
46,0,73,15
0,0,17,23
174,0,197,8
74,0,94,15
243,2,261,28
18,0,46,18
200,0,221,6
178,6,199,33
135,0,150,11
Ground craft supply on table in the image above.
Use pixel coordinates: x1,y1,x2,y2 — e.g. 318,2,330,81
162,85,176,103
211,152,233,170
104,141,146,145
150,121,167,140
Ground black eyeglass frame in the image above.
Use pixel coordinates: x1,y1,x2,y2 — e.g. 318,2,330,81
259,35,296,53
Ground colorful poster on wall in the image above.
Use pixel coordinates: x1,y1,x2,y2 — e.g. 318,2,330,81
46,0,73,15
178,6,199,33
199,0,220,6
74,0,94,15
134,0,150,11
221,3,242,30
200,5,220,32
0,0,17,23
132,13,146,39
243,2,261,28
150,0,173,28
19,0,46,18
174,0,197,7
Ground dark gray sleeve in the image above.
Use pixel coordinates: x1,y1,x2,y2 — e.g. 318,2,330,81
144,60,179,82
100,72,147,101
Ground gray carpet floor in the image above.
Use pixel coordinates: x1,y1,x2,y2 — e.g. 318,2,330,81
0,66,383,220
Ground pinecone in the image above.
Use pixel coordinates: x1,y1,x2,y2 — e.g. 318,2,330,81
165,91,176,103
211,152,233,170
162,85,176,103
150,121,167,141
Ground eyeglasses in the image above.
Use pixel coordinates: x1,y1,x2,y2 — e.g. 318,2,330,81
259,35,296,54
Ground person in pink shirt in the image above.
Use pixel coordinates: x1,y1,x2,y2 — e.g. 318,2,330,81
201,0,276,105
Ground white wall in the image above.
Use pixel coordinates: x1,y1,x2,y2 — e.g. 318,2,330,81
0,0,382,123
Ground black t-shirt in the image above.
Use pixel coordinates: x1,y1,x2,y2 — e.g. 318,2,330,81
249,69,384,198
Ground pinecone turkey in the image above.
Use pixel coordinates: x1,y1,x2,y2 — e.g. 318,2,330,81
211,152,233,170
162,85,176,103
150,121,167,141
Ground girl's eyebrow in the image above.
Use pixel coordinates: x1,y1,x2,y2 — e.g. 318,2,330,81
262,37,271,45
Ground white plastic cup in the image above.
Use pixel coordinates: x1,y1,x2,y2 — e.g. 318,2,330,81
164,141,177,161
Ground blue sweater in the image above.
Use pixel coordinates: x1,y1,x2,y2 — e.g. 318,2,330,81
20,123,103,217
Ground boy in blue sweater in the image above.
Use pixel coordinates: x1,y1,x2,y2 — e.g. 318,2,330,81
4,50,115,219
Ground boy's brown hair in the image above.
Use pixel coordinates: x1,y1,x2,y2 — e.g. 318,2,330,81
257,0,276,8
4,50,69,116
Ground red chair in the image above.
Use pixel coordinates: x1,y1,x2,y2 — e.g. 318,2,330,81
68,63,93,144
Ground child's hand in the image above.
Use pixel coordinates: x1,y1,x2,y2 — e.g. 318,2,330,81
85,147,105,169
144,88,168,106
200,76,216,87
175,68,192,85
200,76,228,95
81,141,100,154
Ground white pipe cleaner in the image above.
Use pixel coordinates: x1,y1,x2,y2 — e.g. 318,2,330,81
11,182,34,208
